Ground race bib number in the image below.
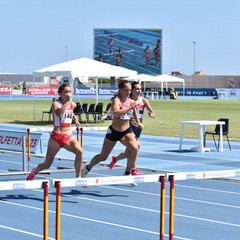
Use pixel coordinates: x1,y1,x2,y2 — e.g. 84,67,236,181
61,112,73,123
120,109,133,120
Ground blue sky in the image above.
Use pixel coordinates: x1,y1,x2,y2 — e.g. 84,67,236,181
0,0,240,75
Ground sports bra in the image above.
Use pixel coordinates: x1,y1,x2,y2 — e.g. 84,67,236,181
113,97,134,120
53,100,74,127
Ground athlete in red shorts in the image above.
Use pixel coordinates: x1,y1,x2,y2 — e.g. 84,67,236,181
27,83,83,180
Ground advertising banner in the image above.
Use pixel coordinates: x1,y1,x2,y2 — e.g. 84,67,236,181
28,86,58,95
75,87,117,95
0,86,12,95
0,130,42,153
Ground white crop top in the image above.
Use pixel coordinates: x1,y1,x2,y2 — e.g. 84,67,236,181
113,97,134,120
53,100,74,127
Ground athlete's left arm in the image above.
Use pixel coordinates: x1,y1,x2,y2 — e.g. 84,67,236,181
73,116,80,127
132,107,144,130
143,98,156,118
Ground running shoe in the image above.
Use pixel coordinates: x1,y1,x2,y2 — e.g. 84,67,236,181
109,155,117,170
26,168,36,180
123,172,137,186
82,165,89,178
131,169,143,176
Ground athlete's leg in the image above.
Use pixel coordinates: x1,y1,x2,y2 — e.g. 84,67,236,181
87,137,116,171
33,138,61,175
120,133,139,174
64,137,83,177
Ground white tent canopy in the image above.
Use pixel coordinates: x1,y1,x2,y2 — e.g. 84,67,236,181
125,73,156,82
125,73,185,97
34,57,137,80
34,57,138,102
154,74,185,96
32,57,137,121
154,74,184,84
154,74,185,91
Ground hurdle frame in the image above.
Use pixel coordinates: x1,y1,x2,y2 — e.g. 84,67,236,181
0,179,50,240
0,168,239,239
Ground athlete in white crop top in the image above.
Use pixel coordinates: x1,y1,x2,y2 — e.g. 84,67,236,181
113,96,134,120
82,80,144,178
53,99,74,127
110,81,156,176
27,83,83,180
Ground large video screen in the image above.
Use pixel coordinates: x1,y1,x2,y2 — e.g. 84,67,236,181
94,29,162,75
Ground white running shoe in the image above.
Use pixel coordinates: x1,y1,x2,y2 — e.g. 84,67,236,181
82,165,89,178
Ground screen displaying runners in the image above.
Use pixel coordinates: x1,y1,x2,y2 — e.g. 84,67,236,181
94,28,162,75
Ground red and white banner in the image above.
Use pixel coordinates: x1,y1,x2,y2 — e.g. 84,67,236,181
0,86,12,95
28,86,58,95
0,130,42,153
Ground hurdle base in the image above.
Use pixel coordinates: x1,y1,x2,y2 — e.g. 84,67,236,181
8,168,25,172
57,166,74,170
190,147,211,152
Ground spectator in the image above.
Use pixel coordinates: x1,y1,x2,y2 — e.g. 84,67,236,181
22,81,27,95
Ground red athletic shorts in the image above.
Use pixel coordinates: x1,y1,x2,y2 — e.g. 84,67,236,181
50,131,73,147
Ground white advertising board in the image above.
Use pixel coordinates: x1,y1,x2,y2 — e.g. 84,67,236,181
0,130,42,153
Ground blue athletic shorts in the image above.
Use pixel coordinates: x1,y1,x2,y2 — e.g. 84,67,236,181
130,124,142,138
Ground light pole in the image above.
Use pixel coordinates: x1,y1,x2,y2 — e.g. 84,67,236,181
64,46,68,62
192,41,196,74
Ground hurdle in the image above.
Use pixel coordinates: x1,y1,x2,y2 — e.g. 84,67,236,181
31,126,108,173
0,126,108,176
43,181,49,240
0,169,240,239
51,169,240,240
165,169,240,240
52,174,167,239
0,179,50,240
166,169,240,181
0,175,166,240
0,128,42,174
27,128,31,171
55,181,61,240
78,127,84,148
0,175,171,239
168,175,174,240
159,175,166,240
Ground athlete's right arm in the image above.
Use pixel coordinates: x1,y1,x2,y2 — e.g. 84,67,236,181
112,98,139,118
53,99,71,118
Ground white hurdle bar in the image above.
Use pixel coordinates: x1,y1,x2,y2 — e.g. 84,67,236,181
0,170,239,190
166,169,240,181
30,126,108,132
52,174,163,188
0,179,50,191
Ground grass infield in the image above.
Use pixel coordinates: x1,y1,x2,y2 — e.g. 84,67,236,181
0,99,239,141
